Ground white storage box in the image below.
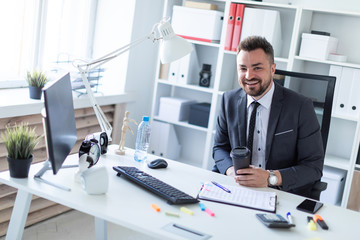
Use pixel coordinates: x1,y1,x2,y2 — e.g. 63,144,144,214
299,33,338,60
320,166,346,205
171,6,224,43
158,97,196,122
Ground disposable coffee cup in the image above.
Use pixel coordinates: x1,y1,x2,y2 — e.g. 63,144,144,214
230,146,250,175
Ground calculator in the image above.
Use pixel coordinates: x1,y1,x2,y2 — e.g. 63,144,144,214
256,214,295,228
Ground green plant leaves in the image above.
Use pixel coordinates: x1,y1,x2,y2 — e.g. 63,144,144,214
26,70,49,88
1,123,41,159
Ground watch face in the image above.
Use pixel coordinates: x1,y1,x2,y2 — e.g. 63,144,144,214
89,143,100,166
79,139,101,167
269,172,278,186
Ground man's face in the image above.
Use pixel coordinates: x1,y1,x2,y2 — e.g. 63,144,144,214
236,48,276,100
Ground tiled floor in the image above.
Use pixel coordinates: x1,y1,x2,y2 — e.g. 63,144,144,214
1,210,160,240
0,210,94,240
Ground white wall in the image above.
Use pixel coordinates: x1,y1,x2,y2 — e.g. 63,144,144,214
93,0,136,94
123,0,164,148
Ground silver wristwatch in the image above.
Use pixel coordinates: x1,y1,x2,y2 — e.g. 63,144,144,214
268,170,278,186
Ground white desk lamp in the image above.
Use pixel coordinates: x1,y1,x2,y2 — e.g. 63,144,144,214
75,17,192,151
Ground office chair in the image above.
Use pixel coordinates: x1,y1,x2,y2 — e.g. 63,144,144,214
274,70,336,200
212,69,336,200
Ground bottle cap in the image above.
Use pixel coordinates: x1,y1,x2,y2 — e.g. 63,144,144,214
142,116,149,121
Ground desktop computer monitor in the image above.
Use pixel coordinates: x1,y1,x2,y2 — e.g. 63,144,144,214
34,73,78,190
42,72,77,174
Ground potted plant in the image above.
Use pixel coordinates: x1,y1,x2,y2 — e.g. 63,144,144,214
1,123,41,178
26,70,49,99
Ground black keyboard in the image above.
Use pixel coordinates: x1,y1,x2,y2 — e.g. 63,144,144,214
113,166,199,205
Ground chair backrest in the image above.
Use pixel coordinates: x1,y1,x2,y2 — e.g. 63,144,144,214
274,69,336,153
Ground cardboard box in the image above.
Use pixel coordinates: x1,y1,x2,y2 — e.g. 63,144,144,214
320,166,346,205
184,0,218,10
158,97,195,122
171,6,224,43
188,103,211,128
299,33,338,60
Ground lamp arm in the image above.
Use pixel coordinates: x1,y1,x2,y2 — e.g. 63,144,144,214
77,65,113,141
77,33,156,72
75,31,158,142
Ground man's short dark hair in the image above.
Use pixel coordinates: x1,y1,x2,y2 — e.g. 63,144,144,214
237,36,275,64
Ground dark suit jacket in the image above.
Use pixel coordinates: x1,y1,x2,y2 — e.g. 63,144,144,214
213,82,324,197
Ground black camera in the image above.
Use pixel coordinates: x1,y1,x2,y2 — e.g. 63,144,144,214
199,64,212,88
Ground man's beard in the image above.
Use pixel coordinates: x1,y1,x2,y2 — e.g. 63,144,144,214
242,77,271,97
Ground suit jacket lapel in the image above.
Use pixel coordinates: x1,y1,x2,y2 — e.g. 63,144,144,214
266,83,284,162
238,90,247,147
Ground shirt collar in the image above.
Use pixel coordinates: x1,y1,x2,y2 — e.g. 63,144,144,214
246,82,275,110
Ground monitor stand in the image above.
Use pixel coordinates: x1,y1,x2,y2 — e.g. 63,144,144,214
34,160,78,191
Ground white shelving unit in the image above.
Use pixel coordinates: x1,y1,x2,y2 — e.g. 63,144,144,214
150,0,360,209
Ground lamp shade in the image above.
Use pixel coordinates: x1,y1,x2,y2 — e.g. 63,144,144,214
157,19,193,64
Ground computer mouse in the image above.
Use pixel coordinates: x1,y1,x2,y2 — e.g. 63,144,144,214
148,159,168,169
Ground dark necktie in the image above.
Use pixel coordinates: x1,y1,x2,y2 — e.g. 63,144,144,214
247,102,260,161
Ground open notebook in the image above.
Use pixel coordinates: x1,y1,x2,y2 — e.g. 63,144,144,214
198,181,277,213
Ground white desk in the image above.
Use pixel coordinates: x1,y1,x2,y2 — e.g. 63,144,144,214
1,145,359,240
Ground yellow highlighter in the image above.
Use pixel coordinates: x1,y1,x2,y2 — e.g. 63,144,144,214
307,216,317,231
180,206,194,215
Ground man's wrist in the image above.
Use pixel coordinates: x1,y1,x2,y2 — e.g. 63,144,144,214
267,170,282,186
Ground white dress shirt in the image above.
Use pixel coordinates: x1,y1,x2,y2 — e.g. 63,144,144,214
246,83,275,169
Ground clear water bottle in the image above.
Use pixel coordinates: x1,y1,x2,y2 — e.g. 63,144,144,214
134,116,151,162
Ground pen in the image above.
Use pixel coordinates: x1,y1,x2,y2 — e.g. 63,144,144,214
286,212,293,224
211,181,231,193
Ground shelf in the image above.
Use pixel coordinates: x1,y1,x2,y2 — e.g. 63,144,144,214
302,7,360,17
294,56,360,69
324,154,350,170
153,116,208,132
235,0,298,10
157,79,214,94
224,50,236,55
188,39,220,48
332,112,360,122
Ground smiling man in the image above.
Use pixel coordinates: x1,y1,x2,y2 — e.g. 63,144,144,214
213,36,324,198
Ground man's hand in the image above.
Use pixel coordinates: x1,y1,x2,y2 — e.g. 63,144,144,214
234,166,270,188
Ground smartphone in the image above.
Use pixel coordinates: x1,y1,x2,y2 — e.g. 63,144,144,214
296,199,323,214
